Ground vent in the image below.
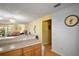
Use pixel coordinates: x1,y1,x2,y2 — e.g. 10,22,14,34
54,3,61,8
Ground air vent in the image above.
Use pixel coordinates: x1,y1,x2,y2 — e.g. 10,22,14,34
54,3,61,8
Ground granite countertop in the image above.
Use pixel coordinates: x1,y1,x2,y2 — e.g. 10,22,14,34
0,35,41,53
0,35,37,45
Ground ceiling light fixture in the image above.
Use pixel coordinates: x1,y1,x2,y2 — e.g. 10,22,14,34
9,18,16,24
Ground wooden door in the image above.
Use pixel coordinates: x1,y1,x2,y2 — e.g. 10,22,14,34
42,21,49,45
48,20,51,45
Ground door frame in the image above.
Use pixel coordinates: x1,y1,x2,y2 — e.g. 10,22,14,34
42,19,52,46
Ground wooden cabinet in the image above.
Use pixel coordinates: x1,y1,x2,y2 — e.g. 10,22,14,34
0,49,22,56
23,43,41,56
22,46,33,56
23,51,33,56
34,44,41,49
0,43,41,56
34,49,41,56
34,44,41,56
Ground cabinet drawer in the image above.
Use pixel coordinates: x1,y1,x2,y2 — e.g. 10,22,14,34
34,43,41,49
0,49,22,56
23,46,33,53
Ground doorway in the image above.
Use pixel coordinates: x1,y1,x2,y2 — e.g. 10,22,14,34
42,19,52,46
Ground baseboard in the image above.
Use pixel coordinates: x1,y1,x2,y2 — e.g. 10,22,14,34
51,49,63,56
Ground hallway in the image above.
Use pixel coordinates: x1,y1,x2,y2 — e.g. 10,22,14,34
44,44,60,56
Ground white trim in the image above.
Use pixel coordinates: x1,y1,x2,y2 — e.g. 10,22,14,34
41,45,45,56
51,49,63,56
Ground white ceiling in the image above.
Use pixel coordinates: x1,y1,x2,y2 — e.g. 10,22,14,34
0,3,74,24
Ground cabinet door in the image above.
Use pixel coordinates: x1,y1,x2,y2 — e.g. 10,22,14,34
34,49,41,56
23,51,33,56
34,44,41,56
23,46,33,56
0,49,22,56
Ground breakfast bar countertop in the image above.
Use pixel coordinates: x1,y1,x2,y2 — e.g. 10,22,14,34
0,35,41,53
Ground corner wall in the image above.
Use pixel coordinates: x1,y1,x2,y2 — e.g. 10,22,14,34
27,15,52,43
27,20,42,42
52,4,79,56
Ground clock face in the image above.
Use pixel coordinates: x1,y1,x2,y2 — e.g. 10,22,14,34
65,15,79,27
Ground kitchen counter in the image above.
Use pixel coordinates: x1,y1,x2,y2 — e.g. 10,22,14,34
0,35,41,53
0,35,37,45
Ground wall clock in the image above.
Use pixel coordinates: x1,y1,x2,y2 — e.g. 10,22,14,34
65,15,79,27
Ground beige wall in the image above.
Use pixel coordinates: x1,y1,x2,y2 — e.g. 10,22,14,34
27,15,52,43
27,20,42,42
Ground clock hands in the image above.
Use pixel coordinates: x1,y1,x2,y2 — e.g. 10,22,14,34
69,19,73,24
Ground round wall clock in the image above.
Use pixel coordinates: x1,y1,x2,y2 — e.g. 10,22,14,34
65,15,79,27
